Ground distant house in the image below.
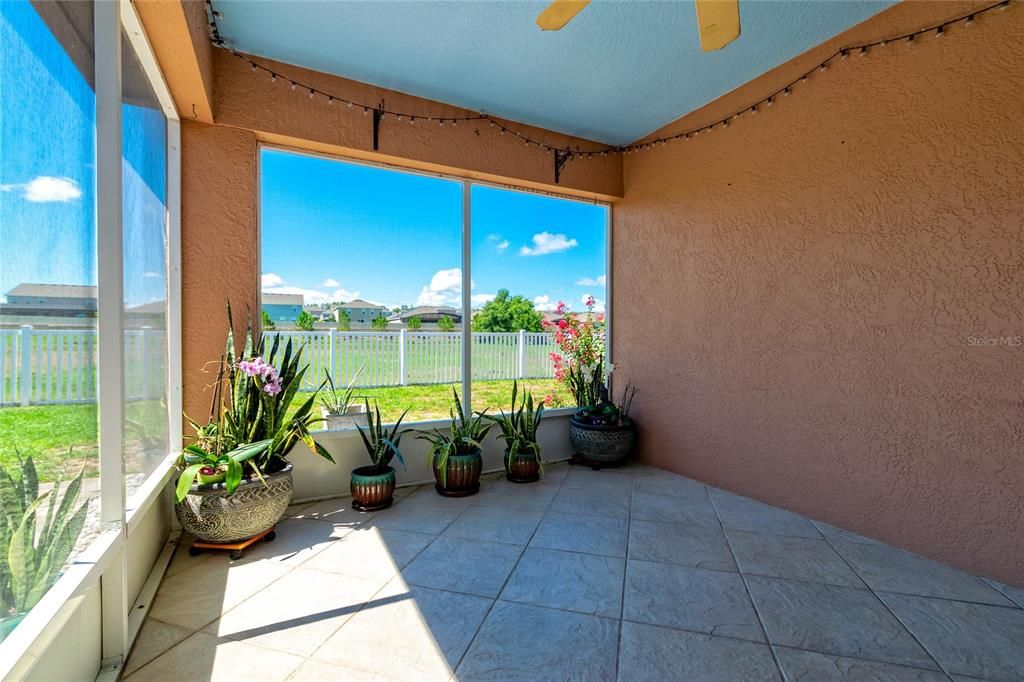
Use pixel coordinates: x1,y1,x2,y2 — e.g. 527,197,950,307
387,306,462,329
304,305,332,322
333,299,387,326
1,283,98,319
261,292,304,323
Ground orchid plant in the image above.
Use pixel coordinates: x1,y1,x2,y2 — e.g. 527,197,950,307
176,305,333,502
543,296,610,408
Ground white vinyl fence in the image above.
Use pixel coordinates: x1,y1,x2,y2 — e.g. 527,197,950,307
0,325,166,407
0,327,558,406
267,330,559,392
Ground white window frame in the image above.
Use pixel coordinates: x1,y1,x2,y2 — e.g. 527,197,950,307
256,144,611,422
0,0,181,677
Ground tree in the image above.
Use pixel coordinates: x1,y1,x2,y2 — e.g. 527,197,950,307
336,309,351,331
437,315,455,332
471,289,543,333
407,316,422,331
371,314,389,331
261,309,275,330
295,310,316,331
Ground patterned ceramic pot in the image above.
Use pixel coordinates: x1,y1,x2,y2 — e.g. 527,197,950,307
175,463,293,543
433,449,482,497
350,465,396,511
504,448,541,483
569,417,636,464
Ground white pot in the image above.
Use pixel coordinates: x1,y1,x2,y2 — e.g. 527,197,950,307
322,403,368,430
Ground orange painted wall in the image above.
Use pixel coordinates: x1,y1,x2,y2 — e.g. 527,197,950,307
180,122,257,423
613,2,1024,585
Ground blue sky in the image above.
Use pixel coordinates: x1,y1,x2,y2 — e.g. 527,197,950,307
261,149,608,312
0,2,167,308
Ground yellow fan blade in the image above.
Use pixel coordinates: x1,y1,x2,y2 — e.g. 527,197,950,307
536,0,591,31
694,0,741,52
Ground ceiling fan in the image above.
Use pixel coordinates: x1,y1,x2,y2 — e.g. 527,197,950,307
536,0,740,52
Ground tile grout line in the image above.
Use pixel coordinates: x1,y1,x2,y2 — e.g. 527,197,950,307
449,462,574,677
614,468,636,682
708,488,788,682
812,521,955,681
300,477,503,671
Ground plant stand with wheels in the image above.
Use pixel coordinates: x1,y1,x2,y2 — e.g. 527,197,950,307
188,527,277,561
569,452,626,470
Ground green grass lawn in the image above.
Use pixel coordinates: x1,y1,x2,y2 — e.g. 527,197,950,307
0,379,573,482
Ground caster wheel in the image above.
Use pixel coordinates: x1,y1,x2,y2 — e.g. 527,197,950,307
264,531,276,542
188,546,203,557
229,549,243,560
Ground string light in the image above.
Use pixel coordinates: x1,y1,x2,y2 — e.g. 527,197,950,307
207,0,1013,162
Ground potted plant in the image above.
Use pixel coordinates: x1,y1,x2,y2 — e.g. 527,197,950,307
0,454,87,640
486,380,545,483
351,400,410,511
174,307,334,544
415,389,494,497
319,366,367,430
569,382,638,468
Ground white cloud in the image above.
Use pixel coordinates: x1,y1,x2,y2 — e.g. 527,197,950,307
261,272,359,305
1,176,83,203
532,294,558,312
417,268,463,307
575,274,606,287
331,288,360,302
321,278,340,288
142,271,161,279
519,232,578,256
472,293,496,306
486,234,510,252
261,272,285,288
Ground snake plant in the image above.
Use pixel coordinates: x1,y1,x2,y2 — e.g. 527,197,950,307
0,454,87,619
354,399,409,473
486,380,545,473
414,389,493,487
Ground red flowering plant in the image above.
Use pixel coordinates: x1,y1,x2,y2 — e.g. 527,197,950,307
543,296,610,408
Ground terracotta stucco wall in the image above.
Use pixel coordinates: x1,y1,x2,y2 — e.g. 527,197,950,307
180,122,257,422
613,2,1024,585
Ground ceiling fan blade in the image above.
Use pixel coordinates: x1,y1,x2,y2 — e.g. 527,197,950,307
694,0,741,52
536,0,591,31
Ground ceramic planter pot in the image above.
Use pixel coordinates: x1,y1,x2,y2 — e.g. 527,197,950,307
433,449,482,497
175,463,293,543
504,447,541,483
322,403,369,430
569,416,636,465
350,465,396,511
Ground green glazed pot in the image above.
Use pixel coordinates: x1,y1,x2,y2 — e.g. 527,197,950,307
351,465,396,511
433,449,482,497
504,448,541,483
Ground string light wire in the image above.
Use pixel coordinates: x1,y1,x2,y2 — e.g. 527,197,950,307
205,0,1014,160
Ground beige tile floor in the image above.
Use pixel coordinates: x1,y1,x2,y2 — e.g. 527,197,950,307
124,462,1024,681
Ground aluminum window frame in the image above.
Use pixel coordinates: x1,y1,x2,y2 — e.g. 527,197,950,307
0,0,182,677
256,143,612,422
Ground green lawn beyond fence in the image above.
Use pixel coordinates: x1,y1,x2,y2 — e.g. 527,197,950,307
0,378,571,482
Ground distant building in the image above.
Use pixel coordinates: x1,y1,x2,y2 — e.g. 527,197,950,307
1,283,98,319
387,306,462,329
262,292,304,323
333,299,387,327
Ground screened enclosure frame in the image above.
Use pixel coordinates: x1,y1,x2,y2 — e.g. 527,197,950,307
257,143,613,423
0,0,182,677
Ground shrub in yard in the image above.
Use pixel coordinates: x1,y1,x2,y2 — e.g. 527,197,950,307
437,315,455,332
295,310,316,331
407,316,422,331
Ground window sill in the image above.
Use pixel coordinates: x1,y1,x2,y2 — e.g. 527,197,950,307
313,406,577,439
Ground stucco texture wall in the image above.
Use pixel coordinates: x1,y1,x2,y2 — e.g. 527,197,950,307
180,122,258,423
613,2,1024,585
